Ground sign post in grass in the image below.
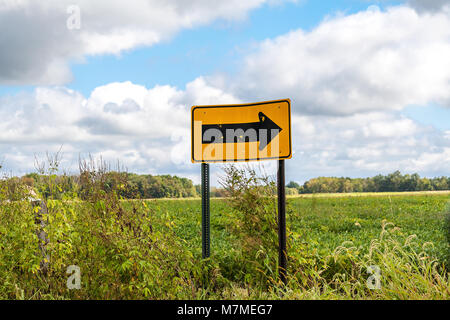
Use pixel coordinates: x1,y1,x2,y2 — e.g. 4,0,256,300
201,163,211,259
191,99,292,285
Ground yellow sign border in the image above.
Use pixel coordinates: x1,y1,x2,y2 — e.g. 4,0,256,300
191,99,292,163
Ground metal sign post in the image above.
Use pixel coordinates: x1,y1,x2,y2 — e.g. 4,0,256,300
201,163,211,258
277,160,287,285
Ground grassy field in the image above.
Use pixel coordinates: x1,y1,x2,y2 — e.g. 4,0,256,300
162,193,450,263
141,190,450,201
289,190,450,198
0,192,449,300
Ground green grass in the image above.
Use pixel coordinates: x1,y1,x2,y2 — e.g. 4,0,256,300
1,193,449,300
146,194,449,262
289,190,450,198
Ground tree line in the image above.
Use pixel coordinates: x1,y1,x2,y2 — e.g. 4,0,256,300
4,170,449,200
16,172,197,200
287,171,450,194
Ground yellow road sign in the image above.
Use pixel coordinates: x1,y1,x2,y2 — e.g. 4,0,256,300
191,99,292,163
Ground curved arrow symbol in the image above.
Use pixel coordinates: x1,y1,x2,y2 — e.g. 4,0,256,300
202,112,282,151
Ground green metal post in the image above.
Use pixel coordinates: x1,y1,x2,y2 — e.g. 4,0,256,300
278,160,287,285
201,163,210,258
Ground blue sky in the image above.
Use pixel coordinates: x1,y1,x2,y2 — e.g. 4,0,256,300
0,0,449,184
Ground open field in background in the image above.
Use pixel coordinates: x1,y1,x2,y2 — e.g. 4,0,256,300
1,192,449,299
287,190,450,198
142,190,450,201
152,194,450,264
289,190,450,198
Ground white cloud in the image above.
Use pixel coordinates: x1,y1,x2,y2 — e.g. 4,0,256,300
222,5,450,115
288,111,450,182
104,99,141,114
408,0,450,12
0,0,279,85
1,80,449,183
0,78,243,178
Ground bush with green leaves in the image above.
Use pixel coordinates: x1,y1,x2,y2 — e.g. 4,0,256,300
220,166,279,286
220,165,321,289
444,206,450,268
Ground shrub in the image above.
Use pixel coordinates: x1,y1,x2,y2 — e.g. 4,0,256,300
445,206,450,268
220,165,279,286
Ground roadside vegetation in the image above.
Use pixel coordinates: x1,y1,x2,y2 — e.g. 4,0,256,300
0,160,448,299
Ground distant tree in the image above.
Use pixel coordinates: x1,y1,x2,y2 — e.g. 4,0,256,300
287,181,300,189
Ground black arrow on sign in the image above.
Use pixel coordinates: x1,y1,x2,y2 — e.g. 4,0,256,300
202,112,282,151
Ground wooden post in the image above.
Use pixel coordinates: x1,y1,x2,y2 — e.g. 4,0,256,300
32,200,49,275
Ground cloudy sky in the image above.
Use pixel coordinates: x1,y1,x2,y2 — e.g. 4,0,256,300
0,0,449,185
